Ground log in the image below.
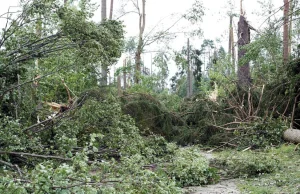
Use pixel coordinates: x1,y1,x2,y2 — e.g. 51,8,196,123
283,128,300,143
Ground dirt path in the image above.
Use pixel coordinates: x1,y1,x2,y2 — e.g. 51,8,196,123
186,151,240,194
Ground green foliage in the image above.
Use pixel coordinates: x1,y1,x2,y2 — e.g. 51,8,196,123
213,150,280,178
0,114,42,152
108,155,182,194
234,118,287,149
167,147,219,187
0,0,124,118
121,92,182,140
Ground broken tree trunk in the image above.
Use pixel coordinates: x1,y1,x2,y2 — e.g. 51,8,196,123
237,15,251,87
284,128,300,143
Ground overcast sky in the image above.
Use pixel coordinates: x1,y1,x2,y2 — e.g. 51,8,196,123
0,0,283,81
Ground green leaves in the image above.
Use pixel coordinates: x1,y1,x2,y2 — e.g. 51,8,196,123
167,147,219,187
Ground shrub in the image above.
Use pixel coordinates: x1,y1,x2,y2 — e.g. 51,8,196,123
167,147,219,187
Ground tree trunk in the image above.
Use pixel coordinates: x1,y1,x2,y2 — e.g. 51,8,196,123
229,15,235,75
288,0,294,56
134,0,146,84
231,26,235,71
187,38,192,97
101,0,108,86
117,75,122,96
228,15,233,57
283,0,290,65
123,58,126,90
109,0,114,20
237,15,251,87
284,128,300,143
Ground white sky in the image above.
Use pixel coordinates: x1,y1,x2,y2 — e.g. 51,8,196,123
0,0,284,82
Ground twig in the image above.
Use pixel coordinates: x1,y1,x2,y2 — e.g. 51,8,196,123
0,151,72,161
0,151,91,164
254,85,265,116
52,180,121,189
294,143,299,151
283,97,291,116
242,146,252,152
0,159,22,176
207,137,239,153
290,92,300,128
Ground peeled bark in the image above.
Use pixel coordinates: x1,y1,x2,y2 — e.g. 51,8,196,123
284,128,300,143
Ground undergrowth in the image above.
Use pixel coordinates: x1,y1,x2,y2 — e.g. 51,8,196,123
237,144,300,194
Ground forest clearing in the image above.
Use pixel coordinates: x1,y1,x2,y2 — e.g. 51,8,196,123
1,0,300,193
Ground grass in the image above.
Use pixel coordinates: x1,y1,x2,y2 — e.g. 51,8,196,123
210,144,300,193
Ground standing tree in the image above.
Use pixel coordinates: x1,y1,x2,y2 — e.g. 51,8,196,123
135,0,146,84
109,0,114,19
283,0,290,64
101,0,108,86
227,0,237,72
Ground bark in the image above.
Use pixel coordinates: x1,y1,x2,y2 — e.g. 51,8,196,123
101,0,108,86
283,0,290,65
134,0,146,84
237,15,251,87
284,128,300,143
64,0,67,6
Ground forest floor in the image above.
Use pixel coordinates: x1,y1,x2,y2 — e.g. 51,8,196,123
185,144,300,194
